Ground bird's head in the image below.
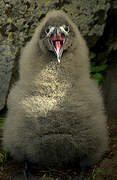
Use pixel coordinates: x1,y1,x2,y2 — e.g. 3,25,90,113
44,25,69,63
39,11,76,63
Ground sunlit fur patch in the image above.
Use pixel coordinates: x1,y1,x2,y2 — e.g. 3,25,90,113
22,63,71,117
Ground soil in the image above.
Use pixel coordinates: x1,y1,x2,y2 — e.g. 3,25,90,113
0,111,117,180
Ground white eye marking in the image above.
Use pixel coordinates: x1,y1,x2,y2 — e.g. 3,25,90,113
45,26,55,37
60,25,69,35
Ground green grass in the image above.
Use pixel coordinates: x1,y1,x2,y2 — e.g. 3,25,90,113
90,51,108,82
0,151,8,163
111,136,117,141
92,167,105,179
0,122,4,128
112,161,117,167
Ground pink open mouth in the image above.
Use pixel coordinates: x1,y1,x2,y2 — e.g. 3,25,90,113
50,33,65,62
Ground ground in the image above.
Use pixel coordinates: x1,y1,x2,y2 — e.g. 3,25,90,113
0,110,117,180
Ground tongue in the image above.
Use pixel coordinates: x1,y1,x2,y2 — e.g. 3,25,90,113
55,41,61,58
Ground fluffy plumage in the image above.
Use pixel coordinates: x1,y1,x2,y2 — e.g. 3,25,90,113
3,10,108,172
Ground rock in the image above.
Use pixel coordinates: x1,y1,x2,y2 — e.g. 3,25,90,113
110,0,117,15
0,0,112,110
103,58,117,120
61,0,110,47
0,43,15,111
0,0,110,47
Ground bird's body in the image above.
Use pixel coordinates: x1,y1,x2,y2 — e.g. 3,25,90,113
3,10,108,178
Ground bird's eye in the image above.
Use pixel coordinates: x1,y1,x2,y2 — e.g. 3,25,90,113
45,26,55,36
63,25,69,32
45,26,51,34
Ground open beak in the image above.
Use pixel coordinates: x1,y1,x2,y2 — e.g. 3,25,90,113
50,29,66,63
